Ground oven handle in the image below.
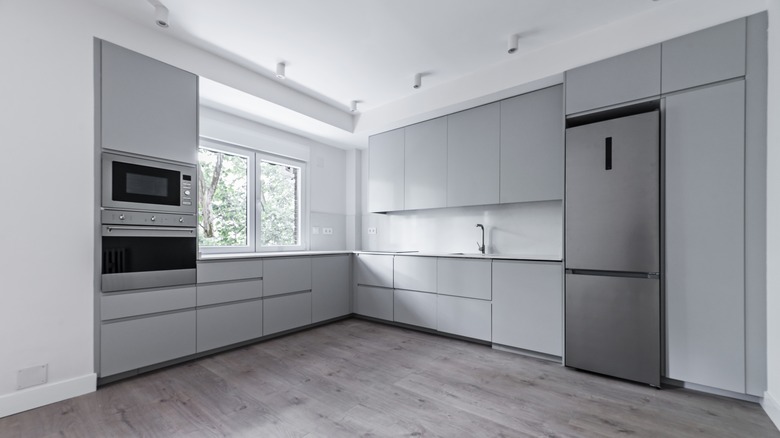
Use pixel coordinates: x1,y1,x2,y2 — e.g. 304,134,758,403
102,225,196,238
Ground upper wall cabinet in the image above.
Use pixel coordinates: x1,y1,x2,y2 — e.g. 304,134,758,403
565,44,661,115
368,128,405,213
99,40,198,165
661,18,746,94
447,103,500,207
500,85,564,203
404,117,447,210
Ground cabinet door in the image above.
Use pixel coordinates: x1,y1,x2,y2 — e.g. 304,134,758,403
393,256,436,293
394,289,437,329
197,279,262,306
662,18,746,94
312,255,351,323
500,85,564,203
355,254,393,288
446,103,500,207
437,258,491,300
101,286,195,321
368,128,405,212
565,44,661,114
263,257,312,297
437,295,491,341
492,261,562,356
197,300,263,352
405,117,447,210
665,81,745,393
263,292,312,335
197,259,263,283
354,285,393,321
100,41,197,164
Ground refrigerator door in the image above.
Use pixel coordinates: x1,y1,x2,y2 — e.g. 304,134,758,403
565,273,660,386
565,111,660,273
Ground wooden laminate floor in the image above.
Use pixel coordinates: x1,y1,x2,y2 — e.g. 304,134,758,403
1,318,777,437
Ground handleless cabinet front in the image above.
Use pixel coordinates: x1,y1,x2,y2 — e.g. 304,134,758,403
312,255,351,323
355,254,394,288
437,258,491,300
405,117,447,210
368,128,405,212
263,257,312,297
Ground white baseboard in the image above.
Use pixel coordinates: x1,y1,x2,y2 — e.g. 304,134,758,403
763,391,780,431
0,373,96,418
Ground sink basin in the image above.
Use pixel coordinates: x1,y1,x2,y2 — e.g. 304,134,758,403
448,252,487,256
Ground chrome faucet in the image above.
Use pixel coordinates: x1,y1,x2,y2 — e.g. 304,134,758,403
476,224,485,254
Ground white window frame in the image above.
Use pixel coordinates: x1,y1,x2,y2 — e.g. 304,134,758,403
256,151,308,252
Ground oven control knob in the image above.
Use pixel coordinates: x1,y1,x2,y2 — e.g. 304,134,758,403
119,214,125,221
184,190,191,196
151,216,156,222
179,217,184,223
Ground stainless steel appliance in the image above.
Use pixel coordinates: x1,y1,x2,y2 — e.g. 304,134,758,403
102,152,196,214
564,109,661,387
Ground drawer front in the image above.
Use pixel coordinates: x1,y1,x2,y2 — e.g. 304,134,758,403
101,286,196,321
100,310,196,377
437,295,491,341
394,256,436,293
197,300,263,352
263,258,312,297
354,285,393,321
197,259,263,283
394,289,437,329
355,254,394,288
263,292,312,335
197,279,262,306
437,258,492,300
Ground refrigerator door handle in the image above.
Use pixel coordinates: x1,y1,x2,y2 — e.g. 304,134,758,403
565,269,660,279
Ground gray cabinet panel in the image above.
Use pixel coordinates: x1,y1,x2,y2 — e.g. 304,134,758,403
446,103,500,207
437,295,491,341
394,289,437,329
196,279,262,306
665,81,746,393
312,255,351,323
263,258,312,297
404,117,447,210
565,44,661,114
393,256,436,293
263,292,312,335
100,41,197,164
197,300,263,352
355,253,393,288
368,128,405,212
662,18,746,94
437,258,491,300
500,85,564,203
354,285,393,321
492,261,562,356
197,259,263,283
101,286,195,321
100,310,196,377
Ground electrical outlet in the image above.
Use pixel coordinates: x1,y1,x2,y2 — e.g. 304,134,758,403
18,364,47,390
312,226,320,235
367,227,377,235
323,227,333,235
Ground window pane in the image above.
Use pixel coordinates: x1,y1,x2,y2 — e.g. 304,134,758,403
198,148,248,247
259,160,300,246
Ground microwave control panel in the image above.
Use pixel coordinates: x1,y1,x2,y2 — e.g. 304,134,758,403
182,174,193,206
101,210,197,228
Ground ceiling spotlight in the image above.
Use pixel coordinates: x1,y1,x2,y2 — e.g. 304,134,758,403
147,0,169,28
507,34,519,54
413,73,422,89
276,62,286,80
350,101,359,113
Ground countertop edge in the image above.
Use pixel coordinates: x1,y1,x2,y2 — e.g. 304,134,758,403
199,250,562,262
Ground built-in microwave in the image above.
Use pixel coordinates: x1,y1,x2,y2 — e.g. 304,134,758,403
102,152,196,214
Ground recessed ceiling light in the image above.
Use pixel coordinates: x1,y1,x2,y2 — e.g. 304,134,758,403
276,62,286,80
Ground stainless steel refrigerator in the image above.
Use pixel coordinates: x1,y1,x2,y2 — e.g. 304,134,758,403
564,110,661,387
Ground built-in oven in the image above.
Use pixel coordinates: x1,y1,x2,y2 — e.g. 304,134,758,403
102,152,196,214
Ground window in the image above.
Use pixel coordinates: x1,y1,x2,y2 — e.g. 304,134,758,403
197,139,306,253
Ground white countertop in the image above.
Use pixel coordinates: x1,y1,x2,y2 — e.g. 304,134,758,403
198,250,352,261
199,250,561,262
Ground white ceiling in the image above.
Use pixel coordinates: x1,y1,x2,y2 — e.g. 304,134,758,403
91,0,675,148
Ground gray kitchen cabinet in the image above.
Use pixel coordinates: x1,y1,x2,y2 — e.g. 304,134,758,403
404,117,448,210
446,103,500,207
662,18,746,94
492,261,562,357
436,295,491,341
263,257,312,297
437,258,492,300
500,85,564,203
197,259,263,283
565,44,661,114
100,310,196,377
665,80,746,393
99,40,197,164
263,292,313,335
393,256,436,293
355,253,394,288
197,300,263,352
368,128,405,212
354,285,394,321
196,279,262,306
394,289,437,329
312,255,351,323
101,286,195,321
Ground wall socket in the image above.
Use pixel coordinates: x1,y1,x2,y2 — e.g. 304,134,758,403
18,364,47,390
312,226,320,235
323,227,333,235
367,227,377,235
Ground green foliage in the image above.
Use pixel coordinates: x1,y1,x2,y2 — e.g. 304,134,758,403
260,161,300,246
198,148,248,247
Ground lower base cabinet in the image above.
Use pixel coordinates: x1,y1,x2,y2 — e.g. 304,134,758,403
197,300,263,352
101,310,196,377
437,294,491,341
264,292,312,335
355,285,393,320
394,289,437,329
312,255,351,323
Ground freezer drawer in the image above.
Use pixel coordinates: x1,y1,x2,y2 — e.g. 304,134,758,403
565,273,660,386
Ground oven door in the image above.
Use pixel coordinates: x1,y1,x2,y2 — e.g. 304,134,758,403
101,225,196,292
